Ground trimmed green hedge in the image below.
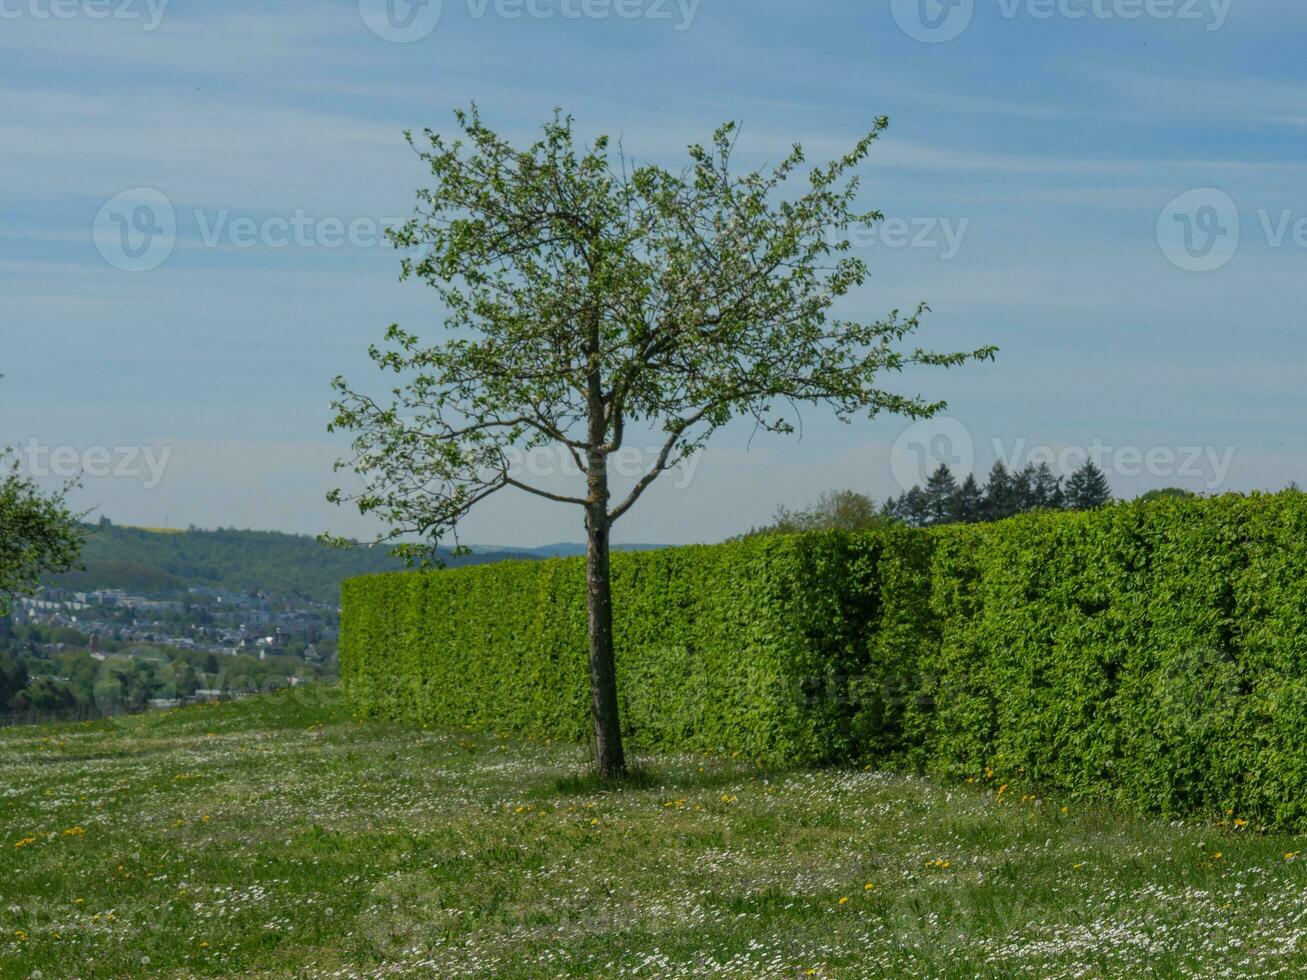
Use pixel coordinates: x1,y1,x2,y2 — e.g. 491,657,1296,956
342,532,879,765
341,491,1307,826
910,492,1307,827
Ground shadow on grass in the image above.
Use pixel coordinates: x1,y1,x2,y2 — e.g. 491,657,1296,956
551,766,665,795
542,758,795,798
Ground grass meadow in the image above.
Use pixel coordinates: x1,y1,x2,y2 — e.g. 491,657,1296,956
2,691,1306,978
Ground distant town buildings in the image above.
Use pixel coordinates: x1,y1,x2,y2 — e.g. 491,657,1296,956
12,586,338,661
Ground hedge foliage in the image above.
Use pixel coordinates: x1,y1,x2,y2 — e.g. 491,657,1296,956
341,491,1307,826
342,533,879,765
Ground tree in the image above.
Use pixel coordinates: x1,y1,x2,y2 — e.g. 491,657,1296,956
328,108,995,778
923,464,958,526
1136,486,1189,504
899,486,931,528
1028,461,1064,510
16,676,76,713
0,650,28,710
1066,461,1113,509
880,494,902,523
0,431,83,614
949,473,985,524
1011,464,1039,513
982,461,1019,521
766,490,885,535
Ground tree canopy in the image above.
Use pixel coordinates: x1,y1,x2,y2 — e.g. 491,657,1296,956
329,108,995,558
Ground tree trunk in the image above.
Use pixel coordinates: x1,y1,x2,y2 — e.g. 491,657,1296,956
585,499,626,780
582,295,625,780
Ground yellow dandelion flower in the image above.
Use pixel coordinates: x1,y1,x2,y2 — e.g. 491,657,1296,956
838,896,849,905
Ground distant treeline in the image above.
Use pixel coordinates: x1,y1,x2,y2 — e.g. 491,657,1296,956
757,461,1194,537
883,459,1113,527
46,523,537,603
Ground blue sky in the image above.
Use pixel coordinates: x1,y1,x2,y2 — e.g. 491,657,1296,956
2,0,1304,546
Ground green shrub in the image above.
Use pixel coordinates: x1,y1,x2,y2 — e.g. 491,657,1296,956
341,491,1307,828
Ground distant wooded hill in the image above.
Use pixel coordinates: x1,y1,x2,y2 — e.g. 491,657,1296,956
45,524,542,603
